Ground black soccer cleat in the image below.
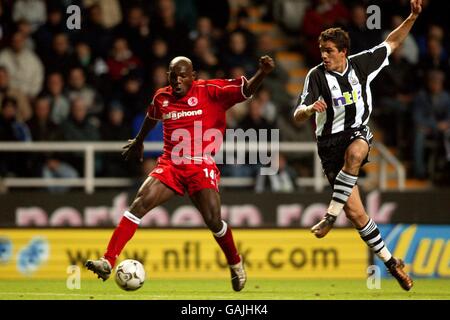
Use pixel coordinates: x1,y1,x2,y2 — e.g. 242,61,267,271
85,257,112,281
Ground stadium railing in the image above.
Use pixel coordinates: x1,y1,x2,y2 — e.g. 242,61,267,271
0,141,405,193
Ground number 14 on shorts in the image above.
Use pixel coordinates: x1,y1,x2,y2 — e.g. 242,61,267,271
203,168,217,186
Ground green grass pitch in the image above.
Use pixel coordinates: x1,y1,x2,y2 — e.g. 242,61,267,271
1,279,449,300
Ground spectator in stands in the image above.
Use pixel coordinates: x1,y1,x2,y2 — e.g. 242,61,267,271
347,3,382,54
114,5,150,59
301,0,350,65
373,43,416,152
116,72,146,123
77,4,114,59
15,19,35,51
12,0,46,32
62,97,100,142
412,70,450,179
67,67,104,119
83,0,122,30
417,36,450,88
106,37,142,84
100,101,133,177
255,32,292,111
255,153,297,193
27,96,62,141
44,72,71,125
71,41,109,89
222,31,257,75
0,96,32,177
0,31,44,98
0,66,32,122
143,38,171,72
150,0,191,56
229,8,257,57
43,33,75,78
33,6,66,59
42,154,79,193
191,36,220,75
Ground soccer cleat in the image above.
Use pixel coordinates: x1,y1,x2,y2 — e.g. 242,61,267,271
85,257,112,281
388,258,413,291
311,213,337,238
229,255,246,292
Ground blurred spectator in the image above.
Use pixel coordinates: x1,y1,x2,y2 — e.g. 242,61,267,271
174,0,198,31
256,32,292,111
255,153,297,192
222,31,257,75
106,37,142,83
26,96,62,141
347,3,381,54
256,87,277,124
71,41,108,88
0,96,31,177
67,67,104,119
42,155,79,193
301,0,350,65
62,97,100,142
412,70,450,179
188,16,217,45
229,8,257,57
196,0,230,31
100,101,132,177
373,43,416,152
0,66,32,122
12,0,46,32
43,33,74,77
43,72,71,125
77,4,114,59
150,0,190,57
0,1,14,48
116,72,146,123
143,38,170,71
15,19,35,51
382,15,419,64
33,6,66,59
83,0,122,29
238,97,275,132
0,31,44,98
114,5,149,59
191,36,220,75
272,0,310,33
417,37,450,88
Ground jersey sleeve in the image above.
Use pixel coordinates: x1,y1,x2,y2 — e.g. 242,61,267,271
146,94,163,120
206,76,250,110
295,67,321,110
350,42,392,79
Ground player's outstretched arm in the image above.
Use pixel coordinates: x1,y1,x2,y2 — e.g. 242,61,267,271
385,0,422,52
243,55,275,97
122,115,159,162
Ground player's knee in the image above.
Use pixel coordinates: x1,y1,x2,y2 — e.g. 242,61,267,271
345,208,364,223
203,212,222,232
345,151,365,168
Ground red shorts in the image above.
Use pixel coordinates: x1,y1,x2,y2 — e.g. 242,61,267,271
149,156,221,196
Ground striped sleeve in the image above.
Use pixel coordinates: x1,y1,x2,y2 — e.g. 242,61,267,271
349,42,391,78
295,67,321,111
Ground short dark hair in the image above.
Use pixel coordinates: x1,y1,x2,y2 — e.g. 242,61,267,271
319,27,351,55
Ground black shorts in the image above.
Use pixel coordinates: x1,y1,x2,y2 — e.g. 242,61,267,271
317,126,373,185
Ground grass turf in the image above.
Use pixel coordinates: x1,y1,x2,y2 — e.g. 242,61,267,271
1,279,449,300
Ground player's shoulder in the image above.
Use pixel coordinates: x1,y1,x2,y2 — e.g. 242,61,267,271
349,42,390,61
151,86,171,104
306,64,325,79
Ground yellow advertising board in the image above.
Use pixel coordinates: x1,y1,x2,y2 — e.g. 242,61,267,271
0,229,367,280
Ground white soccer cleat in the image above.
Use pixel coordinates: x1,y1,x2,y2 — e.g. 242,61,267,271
229,255,246,292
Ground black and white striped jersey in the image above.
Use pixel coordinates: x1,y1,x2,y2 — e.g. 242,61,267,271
296,42,392,138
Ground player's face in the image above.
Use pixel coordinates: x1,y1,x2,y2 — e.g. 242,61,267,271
168,63,195,98
319,41,347,72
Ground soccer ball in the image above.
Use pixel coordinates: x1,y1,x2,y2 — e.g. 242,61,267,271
115,259,146,291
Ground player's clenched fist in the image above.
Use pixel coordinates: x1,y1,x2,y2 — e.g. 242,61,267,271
259,55,275,74
312,99,327,113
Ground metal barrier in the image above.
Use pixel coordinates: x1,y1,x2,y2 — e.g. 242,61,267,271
0,141,404,193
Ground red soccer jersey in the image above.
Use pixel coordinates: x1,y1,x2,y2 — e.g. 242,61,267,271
147,77,249,160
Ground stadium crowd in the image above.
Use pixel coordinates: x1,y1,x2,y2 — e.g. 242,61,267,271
0,0,449,190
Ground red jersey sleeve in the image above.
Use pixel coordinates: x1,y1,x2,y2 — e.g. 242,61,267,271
206,76,250,110
146,91,163,120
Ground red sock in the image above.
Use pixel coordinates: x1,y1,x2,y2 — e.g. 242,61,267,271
103,212,140,267
214,223,241,265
